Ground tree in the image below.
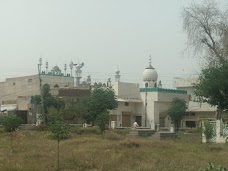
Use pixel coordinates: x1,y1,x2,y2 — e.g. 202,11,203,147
166,98,187,132
85,86,118,128
194,61,228,118
96,112,110,134
182,0,228,63
1,115,23,153
63,98,88,123
31,84,65,124
49,119,70,171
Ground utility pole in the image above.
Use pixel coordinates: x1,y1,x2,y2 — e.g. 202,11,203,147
144,82,148,127
38,58,46,124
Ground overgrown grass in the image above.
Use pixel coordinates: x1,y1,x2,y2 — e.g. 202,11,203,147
0,129,228,171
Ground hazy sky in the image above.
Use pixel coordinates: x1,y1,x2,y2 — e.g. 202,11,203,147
0,0,222,88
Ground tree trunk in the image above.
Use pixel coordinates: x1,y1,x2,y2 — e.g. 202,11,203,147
57,140,60,171
10,132,13,154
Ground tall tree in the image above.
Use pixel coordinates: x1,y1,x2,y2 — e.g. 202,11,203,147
85,86,118,127
63,98,88,123
167,98,187,132
182,0,228,63
194,61,228,118
31,84,65,124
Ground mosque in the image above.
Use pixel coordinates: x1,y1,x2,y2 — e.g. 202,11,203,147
111,58,189,128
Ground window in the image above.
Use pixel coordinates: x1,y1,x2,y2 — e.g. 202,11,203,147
28,79,32,82
13,82,15,85
186,121,196,128
125,102,129,106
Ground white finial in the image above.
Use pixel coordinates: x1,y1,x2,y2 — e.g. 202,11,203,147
149,55,152,66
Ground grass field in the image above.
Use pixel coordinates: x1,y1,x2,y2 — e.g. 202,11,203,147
0,129,227,171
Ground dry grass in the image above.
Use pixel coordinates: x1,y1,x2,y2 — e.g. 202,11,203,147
0,130,228,171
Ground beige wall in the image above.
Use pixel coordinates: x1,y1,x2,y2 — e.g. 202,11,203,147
113,82,141,100
0,75,74,104
140,91,189,127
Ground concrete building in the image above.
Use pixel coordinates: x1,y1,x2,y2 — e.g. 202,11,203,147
173,77,217,128
110,58,189,128
0,64,76,123
0,66,74,104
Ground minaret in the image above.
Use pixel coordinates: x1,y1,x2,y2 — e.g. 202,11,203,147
75,65,82,87
64,63,67,76
75,62,84,87
45,61,48,74
86,75,91,85
107,77,112,87
115,68,121,82
69,61,73,76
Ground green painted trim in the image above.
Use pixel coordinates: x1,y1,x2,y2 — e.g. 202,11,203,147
39,74,74,78
140,88,187,94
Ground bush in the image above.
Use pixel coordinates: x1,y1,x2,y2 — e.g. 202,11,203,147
203,120,215,142
203,163,228,171
72,127,100,135
1,115,23,132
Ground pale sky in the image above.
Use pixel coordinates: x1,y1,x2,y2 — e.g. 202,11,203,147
0,0,224,88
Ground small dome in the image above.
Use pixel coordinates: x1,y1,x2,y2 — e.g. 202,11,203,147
52,66,61,72
115,69,120,75
143,68,158,82
143,57,158,82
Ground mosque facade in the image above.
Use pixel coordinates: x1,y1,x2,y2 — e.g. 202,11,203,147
111,59,189,128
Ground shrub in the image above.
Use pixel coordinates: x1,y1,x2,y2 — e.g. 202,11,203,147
72,127,100,135
203,120,215,142
0,115,23,153
1,115,23,132
203,162,228,171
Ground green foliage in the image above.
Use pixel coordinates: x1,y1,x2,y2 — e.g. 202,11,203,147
49,121,70,141
194,61,228,115
166,98,187,132
96,112,109,134
1,115,23,132
63,98,88,122
31,84,65,123
203,120,215,141
47,108,63,124
85,87,118,125
203,163,228,171
72,127,100,135
30,95,41,104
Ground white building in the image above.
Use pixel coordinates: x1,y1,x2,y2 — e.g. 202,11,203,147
173,77,217,128
110,59,189,128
